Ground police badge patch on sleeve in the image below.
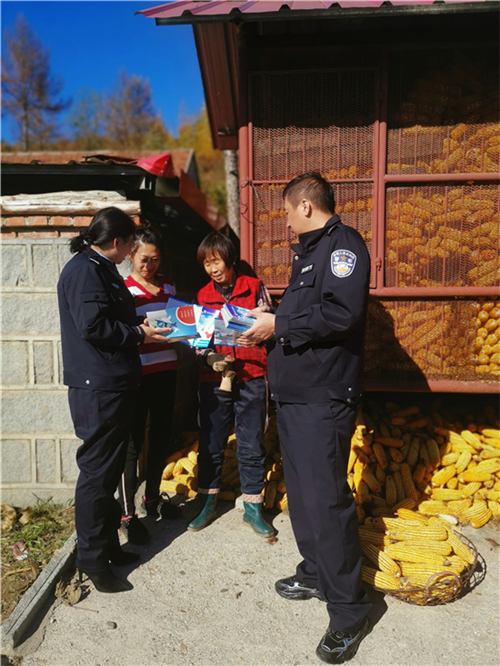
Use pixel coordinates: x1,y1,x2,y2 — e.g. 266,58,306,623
331,250,357,278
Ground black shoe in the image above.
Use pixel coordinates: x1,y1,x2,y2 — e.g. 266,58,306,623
108,547,140,566
78,568,132,593
143,495,182,520
316,617,370,664
275,575,323,601
120,514,150,545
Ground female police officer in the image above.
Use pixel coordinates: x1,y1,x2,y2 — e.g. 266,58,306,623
58,207,166,593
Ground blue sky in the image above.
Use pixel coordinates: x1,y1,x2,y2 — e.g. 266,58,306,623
1,0,205,143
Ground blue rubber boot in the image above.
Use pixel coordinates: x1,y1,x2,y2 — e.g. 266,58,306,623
187,494,218,532
243,502,273,537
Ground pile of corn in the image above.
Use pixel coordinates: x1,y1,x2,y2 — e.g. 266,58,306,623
159,420,288,511
159,399,499,530
360,509,477,593
349,400,500,529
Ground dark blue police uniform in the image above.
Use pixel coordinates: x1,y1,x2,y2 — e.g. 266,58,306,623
58,247,144,573
268,214,372,633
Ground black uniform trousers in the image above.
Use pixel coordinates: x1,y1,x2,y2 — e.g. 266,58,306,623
119,370,177,515
69,387,137,573
276,399,372,633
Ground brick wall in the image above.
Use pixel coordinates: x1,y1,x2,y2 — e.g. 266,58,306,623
1,206,140,507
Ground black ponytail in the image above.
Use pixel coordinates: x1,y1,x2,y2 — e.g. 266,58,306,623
69,207,136,254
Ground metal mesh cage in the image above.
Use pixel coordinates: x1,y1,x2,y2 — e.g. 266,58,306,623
252,70,376,182
253,181,373,287
365,299,500,382
387,48,499,175
251,68,377,286
385,183,500,288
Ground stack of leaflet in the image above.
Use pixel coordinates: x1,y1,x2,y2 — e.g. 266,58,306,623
220,303,256,332
146,300,200,342
159,298,218,348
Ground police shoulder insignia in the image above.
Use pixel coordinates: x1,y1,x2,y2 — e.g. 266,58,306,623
331,249,357,278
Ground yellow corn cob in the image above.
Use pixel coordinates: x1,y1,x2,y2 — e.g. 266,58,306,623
460,500,493,528
475,459,500,473
389,539,452,556
173,459,185,476
431,465,457,487
385,475,397,507
459,469,492,483
361,542,402,577
218,490,236,501
373,495,388,508
188,450,198,464
170,472,192,484
405,572,459,590
394,470,405,503
358,526,387,544
362,468,382,493
446,555,468,573
375,465,386,485
159,480,188,495
482,428,500,439
431,488,464,502
181,458,198,476
406,437,421,467
373,443,388,470
399,562,463,580
460,430,483,450
347,448,357,474
264,481,277,509
361,565,402,590
480,447,500,459
401,463,419,502
384,543,449,565
451,443,475,455
448,499,472,514
385,524,448,542
412,463,427,484
483,490,500,501
426,439,441,467
162,461,175,480
455,451,472,475
441,452,460,466
390,498,416,512
446,476,459,490
397,508,429,524
278,493,288,512
488,500,500,517
446,531,476,565
186,489,198,499
417,500,450,515
460,482,482,498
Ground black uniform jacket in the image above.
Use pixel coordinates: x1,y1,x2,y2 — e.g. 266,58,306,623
268,215,370,404
57,247,144,391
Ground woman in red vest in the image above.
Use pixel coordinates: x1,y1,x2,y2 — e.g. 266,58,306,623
188,232,273,536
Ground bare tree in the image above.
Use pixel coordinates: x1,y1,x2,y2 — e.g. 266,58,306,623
68,89,105,150
1,14,70,150
103,69,164,150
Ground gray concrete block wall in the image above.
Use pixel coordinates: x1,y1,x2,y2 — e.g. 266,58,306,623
1,238,81,507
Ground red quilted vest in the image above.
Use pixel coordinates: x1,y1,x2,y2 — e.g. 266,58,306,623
197,273,267,383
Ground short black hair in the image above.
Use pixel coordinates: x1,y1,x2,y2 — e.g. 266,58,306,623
283,172,335,215
69,207,136,254
197,232,236,269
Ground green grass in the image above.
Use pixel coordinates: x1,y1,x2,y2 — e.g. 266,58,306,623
1,499,75,620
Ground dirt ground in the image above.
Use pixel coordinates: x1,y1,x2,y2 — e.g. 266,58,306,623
5,498,500,666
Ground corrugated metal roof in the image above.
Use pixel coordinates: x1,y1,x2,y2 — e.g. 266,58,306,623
1,150,194,180
139,0,489,24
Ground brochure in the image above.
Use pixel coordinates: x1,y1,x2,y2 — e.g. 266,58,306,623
213,317,244,347
147,300,199,342
221,303,256,332
184,305,219,348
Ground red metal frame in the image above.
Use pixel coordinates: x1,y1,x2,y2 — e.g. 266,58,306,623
239,46,499,392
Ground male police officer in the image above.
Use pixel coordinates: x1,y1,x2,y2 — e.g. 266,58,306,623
239,173,372,664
